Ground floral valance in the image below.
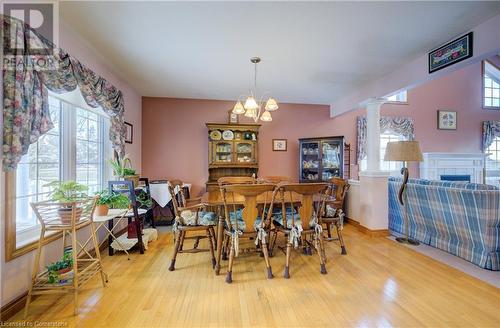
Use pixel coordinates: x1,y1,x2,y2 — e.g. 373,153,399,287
357,116,415,162
482,121,500,151
2,14,125,171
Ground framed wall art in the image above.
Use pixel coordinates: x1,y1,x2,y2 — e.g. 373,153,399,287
125,122,133,143
429,32,473,73
437,110,457,130
273,139,287,151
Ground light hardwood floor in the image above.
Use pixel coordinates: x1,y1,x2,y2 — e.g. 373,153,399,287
11,224,500,327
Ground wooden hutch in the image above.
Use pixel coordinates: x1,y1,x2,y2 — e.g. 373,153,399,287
206,123,260,191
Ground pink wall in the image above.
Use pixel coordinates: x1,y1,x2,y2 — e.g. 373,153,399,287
142,59,500,196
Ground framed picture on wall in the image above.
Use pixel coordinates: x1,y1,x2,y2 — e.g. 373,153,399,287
428,32,473,73
228,109,239,124
437,110,457,130
125,122,133,143
273,139,287,151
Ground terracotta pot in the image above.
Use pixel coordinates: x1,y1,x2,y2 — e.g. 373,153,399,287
95,204,109,216
58,207,83,224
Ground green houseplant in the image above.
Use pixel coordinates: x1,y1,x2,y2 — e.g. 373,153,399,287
47,249,74,284
45,181,88,223
109,154,140,187
95,189,131,216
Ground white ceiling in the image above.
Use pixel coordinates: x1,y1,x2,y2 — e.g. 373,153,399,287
60,1,500,105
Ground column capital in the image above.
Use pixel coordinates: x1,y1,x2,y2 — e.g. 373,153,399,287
359,97,386,109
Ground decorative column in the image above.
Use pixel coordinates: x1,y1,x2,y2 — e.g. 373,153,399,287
364,98,386,173
358,98,390,232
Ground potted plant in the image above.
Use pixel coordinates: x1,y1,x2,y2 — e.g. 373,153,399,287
45,181,88,224
94,189,131,216
109,154,140,187
47,248,74,284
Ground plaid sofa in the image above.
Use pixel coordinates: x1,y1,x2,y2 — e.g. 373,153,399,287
388,177,500,270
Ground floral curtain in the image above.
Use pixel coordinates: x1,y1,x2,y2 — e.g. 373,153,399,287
357,116,415,162
482,121,500,151
2,14,125,171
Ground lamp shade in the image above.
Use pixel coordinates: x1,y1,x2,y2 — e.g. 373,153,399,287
265,97,279,111
244,96,258,110
244,107,257,118
232,101,245,114
260,110,272,122
384,141,423,162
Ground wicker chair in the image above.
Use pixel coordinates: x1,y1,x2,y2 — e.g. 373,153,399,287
322,177,349,255
270,183,330,278
219,183,276,283
168,180,217,271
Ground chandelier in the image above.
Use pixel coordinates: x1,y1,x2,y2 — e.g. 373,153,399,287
232,57,279,122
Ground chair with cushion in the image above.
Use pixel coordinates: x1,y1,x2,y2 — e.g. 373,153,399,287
219,183,276,283
322,177,349,255
168,180,217,271
271,183,330,278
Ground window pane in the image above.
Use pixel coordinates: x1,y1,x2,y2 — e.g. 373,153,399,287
76,139,88,163
16,196,37,232
76,115,88,140
485,88,492,98
88,142,99,163
38,134,59,163
87,164,99,185
88,119,98,141
493,99,500,108
493,88,499,99
485,98,492,107
87,111,98,121
16,163,37,197
76,164,88,184
38,163,60,194
485,76,492,88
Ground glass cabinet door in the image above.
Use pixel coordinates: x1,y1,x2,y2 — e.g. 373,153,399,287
213,142,233,163
301,141,320,181
236,142,254,164
321,140,341,180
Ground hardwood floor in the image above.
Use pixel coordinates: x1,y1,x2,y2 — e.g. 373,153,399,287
10,224,500,327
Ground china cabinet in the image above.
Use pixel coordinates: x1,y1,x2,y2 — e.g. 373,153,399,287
206,123,260,191
299,136,345,182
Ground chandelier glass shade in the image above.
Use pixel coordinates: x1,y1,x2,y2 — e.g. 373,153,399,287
232,57,279,122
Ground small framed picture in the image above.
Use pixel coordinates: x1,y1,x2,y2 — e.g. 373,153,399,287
228,110,239,124
125,122,133,143
273,139,287,151
437,110,457,130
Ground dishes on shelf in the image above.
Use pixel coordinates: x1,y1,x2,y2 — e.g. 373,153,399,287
303,160,319,169
222,130,234,140
210,130,222,140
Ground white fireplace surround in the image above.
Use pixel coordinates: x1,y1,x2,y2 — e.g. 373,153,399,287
419,153,485,184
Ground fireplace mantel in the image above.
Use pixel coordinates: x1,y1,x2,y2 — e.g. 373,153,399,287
419,153,485,183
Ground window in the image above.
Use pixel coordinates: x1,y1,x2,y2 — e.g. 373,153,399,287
384,90,407,103
485,136,500,188
360,132,407,174
12,91,111,249
483,61,500,109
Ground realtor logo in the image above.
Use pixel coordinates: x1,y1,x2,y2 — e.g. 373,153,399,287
2,0,59,65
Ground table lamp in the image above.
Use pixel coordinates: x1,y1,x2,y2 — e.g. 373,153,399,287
384,141,423,245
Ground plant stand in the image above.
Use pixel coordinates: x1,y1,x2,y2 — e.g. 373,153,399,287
24,198,107,317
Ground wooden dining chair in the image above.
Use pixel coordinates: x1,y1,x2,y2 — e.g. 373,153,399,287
322,177,349,255
218,176,256,186
219,183,276,283
168,180,217,271
271,183,330,278
257,176,294,184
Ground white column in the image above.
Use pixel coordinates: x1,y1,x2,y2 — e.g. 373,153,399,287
358,98,389,231
363,98,386,173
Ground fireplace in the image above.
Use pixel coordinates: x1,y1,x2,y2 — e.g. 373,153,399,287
440,175,471,182
420,153,485,184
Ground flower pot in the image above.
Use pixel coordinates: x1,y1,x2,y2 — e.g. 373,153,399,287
57,268,74,284
58,207,83,224
123,174,140,188
95,204,109,216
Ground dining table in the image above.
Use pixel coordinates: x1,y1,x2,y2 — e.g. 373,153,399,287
201,189,321,275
